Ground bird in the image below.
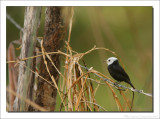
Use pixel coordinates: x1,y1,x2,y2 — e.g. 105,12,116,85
105,57,135,111
105,57,135,89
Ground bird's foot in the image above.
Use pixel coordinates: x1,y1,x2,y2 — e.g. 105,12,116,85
117,88,126,91
114,82,126,91
114,82,120,86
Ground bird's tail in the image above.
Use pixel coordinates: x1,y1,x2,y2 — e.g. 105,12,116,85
126,80,135,89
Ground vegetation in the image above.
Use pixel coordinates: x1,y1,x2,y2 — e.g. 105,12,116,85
6,6,152,111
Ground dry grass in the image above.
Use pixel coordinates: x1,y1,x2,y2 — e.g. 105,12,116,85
7,41,133,112
41,41,132,111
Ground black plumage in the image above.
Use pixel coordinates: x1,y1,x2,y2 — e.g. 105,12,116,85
108,60,135,89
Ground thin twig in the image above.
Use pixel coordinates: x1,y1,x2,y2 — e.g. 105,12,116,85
87,78,106,85
6,13,24,32
6,50,70,64
40,40,67,111
80,101,107,111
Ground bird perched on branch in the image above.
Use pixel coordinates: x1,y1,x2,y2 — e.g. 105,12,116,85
105,57,135,111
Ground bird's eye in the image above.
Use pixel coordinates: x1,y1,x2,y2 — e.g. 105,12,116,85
108,59,110,62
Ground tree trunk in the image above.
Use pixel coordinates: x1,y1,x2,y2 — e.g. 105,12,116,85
13,6,42,111
35,7,66,111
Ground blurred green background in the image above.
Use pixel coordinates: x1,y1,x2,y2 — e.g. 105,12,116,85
7,6,152,111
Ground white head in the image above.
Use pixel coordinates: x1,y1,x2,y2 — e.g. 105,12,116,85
105,57,118,66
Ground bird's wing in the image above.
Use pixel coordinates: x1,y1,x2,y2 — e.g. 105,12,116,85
110,63,130,81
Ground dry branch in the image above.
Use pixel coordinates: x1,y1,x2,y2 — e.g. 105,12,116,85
13,6,42,111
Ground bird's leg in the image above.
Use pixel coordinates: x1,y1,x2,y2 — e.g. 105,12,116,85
114,81,120,86
114,81,126,91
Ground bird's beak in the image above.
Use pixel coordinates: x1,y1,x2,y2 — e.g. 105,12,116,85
104,60,106,62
